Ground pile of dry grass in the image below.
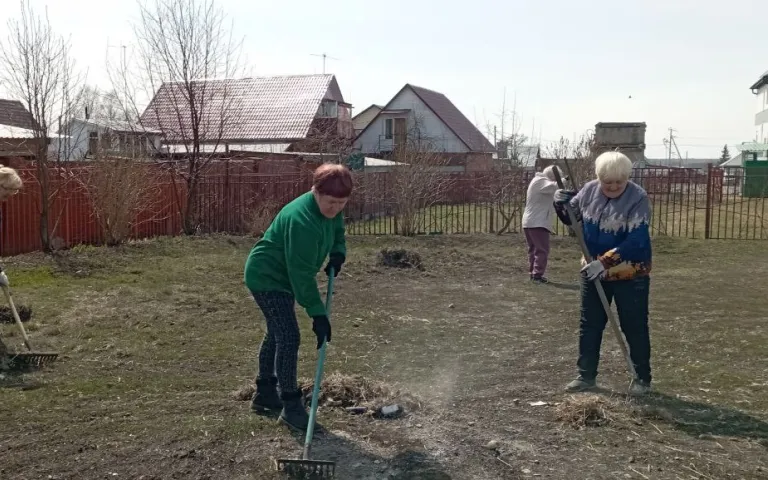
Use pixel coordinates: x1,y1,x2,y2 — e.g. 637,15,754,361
0,305,32,324
377,248,424,270
232,383,256,401
230,373,422,416
555,394,625,429
300,373,422,412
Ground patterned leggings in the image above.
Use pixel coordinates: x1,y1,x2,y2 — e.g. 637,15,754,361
252,291,301,393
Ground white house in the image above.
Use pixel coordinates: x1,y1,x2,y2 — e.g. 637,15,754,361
352,104,382,137
751,70,768,144
58,118,164,160
353,84,494,156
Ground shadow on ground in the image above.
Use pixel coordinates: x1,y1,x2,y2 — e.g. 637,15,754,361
640,392,768,441
278,423,453,479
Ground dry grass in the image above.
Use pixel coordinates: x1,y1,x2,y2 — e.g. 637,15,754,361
377,248,424,270
231,373,423,414
554,394,629,429
0,304,32,323
300,373,422,412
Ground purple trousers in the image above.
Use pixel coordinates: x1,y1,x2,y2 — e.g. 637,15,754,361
524,227,550,278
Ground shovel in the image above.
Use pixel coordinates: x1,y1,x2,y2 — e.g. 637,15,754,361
274,268,336,477
552,164,638,388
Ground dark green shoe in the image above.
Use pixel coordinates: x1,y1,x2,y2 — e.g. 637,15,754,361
278,390,310,431
250,377,282,413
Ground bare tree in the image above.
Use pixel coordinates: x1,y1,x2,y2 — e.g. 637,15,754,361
481,167,529,235
544,132,596,188
381,116,454,236
113,0,245,234
79,85,130,122
0,0,84,252
77,153,164,246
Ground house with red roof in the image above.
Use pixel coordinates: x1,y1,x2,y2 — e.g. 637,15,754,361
352,84,495,171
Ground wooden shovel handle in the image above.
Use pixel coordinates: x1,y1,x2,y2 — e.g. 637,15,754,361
2,284,33,351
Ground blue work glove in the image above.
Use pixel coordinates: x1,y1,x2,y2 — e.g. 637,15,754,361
312,315,332,349
580,259,606,281
554,189,577,205
324,252,345,278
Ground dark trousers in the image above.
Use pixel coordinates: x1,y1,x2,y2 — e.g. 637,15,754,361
524,227,550,278
252,291,301,393
578,275,652,383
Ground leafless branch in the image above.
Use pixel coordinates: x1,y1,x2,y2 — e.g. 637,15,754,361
111,0,246,234
0,0,85,251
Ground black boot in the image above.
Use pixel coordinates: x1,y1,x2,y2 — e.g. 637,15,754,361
250,377,282,413
278,390,310,431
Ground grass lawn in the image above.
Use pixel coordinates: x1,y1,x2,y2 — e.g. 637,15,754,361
1,233,767,479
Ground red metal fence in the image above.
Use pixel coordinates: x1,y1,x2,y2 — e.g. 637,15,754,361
0,162,765,256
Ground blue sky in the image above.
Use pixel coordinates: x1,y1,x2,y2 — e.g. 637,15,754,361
1,0,765,159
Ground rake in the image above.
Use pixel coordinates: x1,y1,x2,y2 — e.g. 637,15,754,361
275,268,337,478
1,284,58,369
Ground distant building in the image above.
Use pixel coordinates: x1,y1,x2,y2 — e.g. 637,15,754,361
593,122,646,165
140,74,354,155
750,70,768,144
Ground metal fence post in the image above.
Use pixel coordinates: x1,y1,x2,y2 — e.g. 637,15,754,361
705,163,712,239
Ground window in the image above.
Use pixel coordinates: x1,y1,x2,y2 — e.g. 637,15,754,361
384,119,393,139
318,100,338,118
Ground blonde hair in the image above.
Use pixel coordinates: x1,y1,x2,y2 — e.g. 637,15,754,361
0,165,22,192
594,151,632,182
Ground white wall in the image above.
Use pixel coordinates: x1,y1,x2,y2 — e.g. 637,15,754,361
53,119,164,160
52,120,90,161
352,106,380,135
756,85,768,143
354,87,469,154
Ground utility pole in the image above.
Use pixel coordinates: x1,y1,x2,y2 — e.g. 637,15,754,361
668,127,674,163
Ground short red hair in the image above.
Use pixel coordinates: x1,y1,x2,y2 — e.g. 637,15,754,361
313,163,353,198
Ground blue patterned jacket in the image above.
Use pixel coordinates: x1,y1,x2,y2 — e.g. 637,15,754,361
554,180,652,281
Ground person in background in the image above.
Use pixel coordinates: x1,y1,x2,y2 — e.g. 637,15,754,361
243,163,352,431
0,165,23,368
553,151,653,396
522,165,564,283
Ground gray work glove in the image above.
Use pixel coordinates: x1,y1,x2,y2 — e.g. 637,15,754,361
0,270,9,287
580,259,606,281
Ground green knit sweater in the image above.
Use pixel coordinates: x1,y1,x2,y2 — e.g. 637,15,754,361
244,191,346,317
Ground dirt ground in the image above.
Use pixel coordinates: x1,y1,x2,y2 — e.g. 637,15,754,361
1,233,767,479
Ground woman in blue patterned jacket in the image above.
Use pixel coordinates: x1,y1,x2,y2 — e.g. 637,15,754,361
553,151,653,396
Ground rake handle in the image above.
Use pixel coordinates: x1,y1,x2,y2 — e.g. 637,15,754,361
2,284,33,352
552,165,638,381
302,267,335,460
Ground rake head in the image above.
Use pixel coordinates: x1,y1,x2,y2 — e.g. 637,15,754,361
274,458,336,478
4,352,58,371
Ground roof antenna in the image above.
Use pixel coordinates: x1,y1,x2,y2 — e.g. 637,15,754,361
310,53,340,74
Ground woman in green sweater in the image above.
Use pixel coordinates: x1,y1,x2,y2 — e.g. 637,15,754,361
244,163,352,431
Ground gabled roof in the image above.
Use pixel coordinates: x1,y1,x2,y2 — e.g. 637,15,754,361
140,74,346,143
356,84,495,152
0,99,40,131
750,70,768,92
351,104,383,121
